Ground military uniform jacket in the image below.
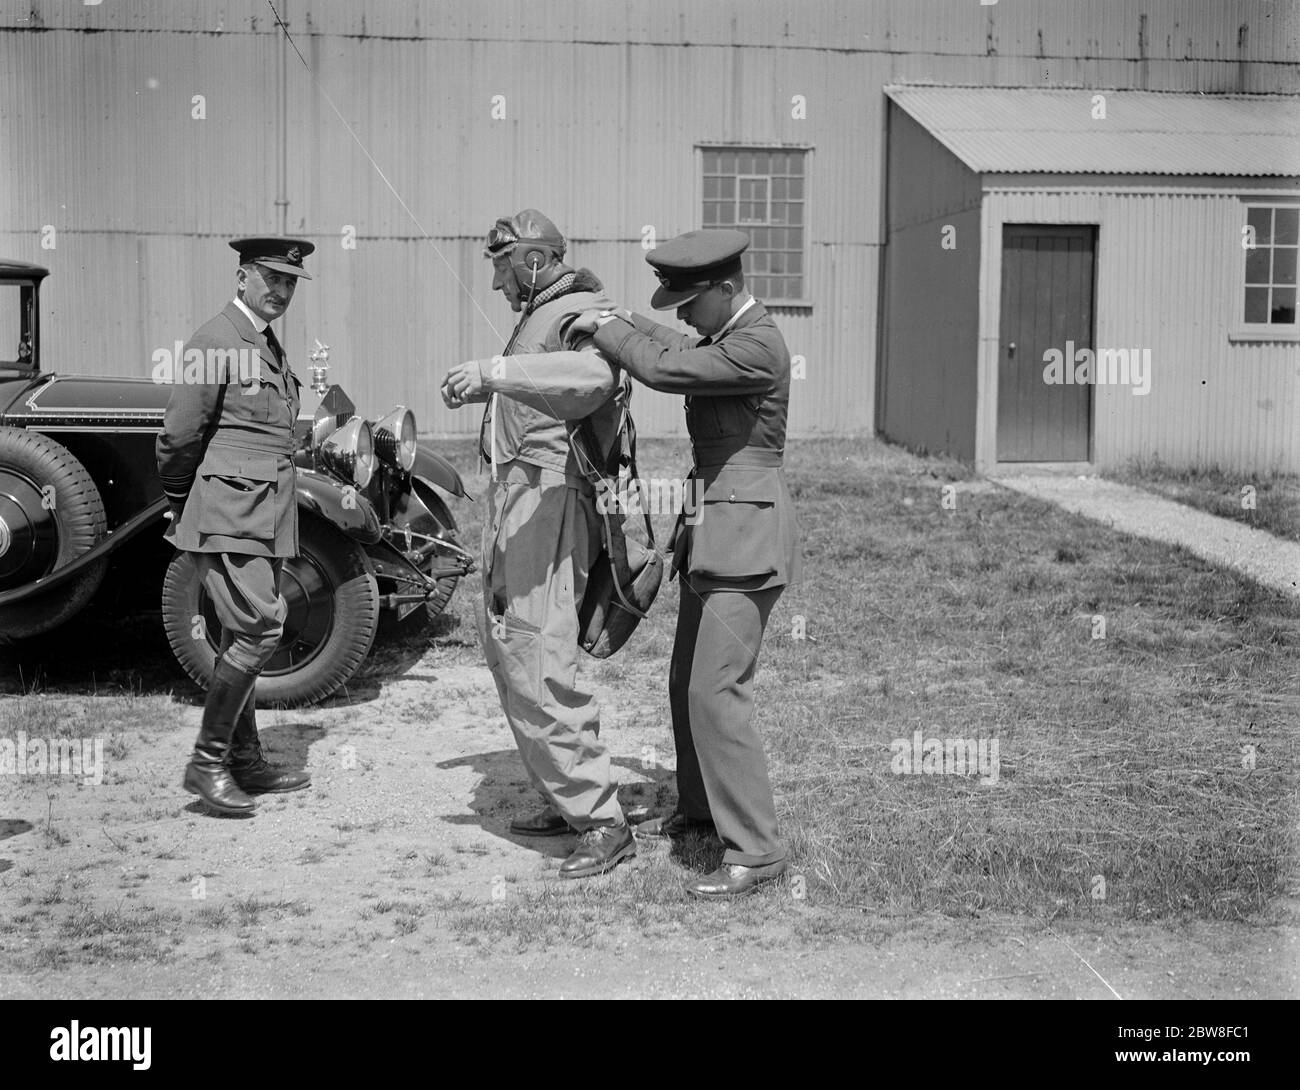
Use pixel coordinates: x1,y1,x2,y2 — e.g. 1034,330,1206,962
155,301,300,557
592,301,801,591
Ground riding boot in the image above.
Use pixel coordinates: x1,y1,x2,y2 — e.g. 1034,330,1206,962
229,693,311,794
182,658,259,814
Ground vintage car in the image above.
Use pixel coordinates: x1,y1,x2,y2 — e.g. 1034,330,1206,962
0,259,475,705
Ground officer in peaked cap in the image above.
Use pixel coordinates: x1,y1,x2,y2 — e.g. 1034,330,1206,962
644,228,749,310
570,227,802,898
156,235,315,816
229,236,315,279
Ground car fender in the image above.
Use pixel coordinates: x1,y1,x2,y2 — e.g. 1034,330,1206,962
412,443,467,499
295,467,383,544
0,496,168,607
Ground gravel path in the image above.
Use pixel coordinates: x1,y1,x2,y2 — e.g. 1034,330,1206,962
995,475,1300,596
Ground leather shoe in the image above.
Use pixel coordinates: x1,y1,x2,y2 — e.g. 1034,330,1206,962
686,860,788,898
559,823,636,879
634,812,718,840
509,805,572,838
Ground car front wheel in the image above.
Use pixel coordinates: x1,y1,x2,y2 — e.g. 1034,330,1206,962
0,426,108,641
161,514,380,706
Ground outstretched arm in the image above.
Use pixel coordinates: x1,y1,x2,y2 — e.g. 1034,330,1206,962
592,318,778,396
442,345,618,421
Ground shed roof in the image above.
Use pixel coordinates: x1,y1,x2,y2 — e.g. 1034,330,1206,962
885,86,1300,177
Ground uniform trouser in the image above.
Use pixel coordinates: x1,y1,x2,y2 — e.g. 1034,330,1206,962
476,461,624,833
193,553,286,673
669,581,785,867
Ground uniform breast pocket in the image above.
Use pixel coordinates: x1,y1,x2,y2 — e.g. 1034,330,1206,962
689,482,781,580
234,377,276,423
707,396,755,439
195,449,278,539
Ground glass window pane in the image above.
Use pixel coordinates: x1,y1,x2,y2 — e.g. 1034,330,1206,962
750,252,768,273
790,229,803,249
704,176,719,200
787,203,803,225
753,228,769,248
789,153,804,176
753,151,770,174
720,176,735,198
770,201,786,225
703,201,721,226
769,252,784,274
788,177,803,199
772,177,787,200
718,203,735,225
703,150,719,173
771,152,788,175
788,252,802,274
1247,206,1272,245
1275,208,1299,246
720,151,736,174
1271,287,1296,324
1246,248,1272,284
1244,286,1269,323
1273,247,1297,286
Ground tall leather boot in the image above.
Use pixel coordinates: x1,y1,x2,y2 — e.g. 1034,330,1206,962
229,692,311,794
182,658,259,815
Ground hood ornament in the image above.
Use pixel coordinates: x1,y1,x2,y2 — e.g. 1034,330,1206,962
309,339,331,394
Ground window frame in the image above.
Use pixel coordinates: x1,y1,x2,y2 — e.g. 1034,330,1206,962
696,143,814,309
1231,198,1300,343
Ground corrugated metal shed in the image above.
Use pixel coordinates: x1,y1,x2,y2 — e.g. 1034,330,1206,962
886,86,1300,175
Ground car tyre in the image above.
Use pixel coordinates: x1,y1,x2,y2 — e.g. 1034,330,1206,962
161,513,379,706
0,426,108,641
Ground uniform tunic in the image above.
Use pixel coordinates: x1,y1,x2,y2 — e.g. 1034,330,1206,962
156,300,300,672
593,300,801,866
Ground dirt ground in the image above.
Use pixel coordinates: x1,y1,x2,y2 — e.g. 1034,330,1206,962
2,615,1296,1000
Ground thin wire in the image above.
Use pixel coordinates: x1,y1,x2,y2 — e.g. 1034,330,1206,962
265,0,503,345
266,1,766,666
1044,925,1124,1000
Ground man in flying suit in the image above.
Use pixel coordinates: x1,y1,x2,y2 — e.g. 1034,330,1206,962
441,210,636,879
157,237,314,815
570,229,801,897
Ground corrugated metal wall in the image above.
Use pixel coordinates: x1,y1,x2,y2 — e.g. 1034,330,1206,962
978,184,1300,474
2,0,1298,438
879,103,983,460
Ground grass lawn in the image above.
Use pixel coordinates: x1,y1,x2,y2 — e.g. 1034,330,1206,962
3,435,1296,956
420,435,1299,933
1105,457,1300,542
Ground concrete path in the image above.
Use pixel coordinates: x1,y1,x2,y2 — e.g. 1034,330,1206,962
995,475,1300,597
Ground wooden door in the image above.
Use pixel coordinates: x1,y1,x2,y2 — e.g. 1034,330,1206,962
997,225,1096,462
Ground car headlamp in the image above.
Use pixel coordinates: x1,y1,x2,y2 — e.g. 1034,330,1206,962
319,416,376,489
374,407,417,471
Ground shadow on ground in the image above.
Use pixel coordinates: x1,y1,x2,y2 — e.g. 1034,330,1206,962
433,748,724,869
0,599,473,707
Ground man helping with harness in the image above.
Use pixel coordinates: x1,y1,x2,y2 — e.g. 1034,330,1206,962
569,228,802,898
441,209,653,878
